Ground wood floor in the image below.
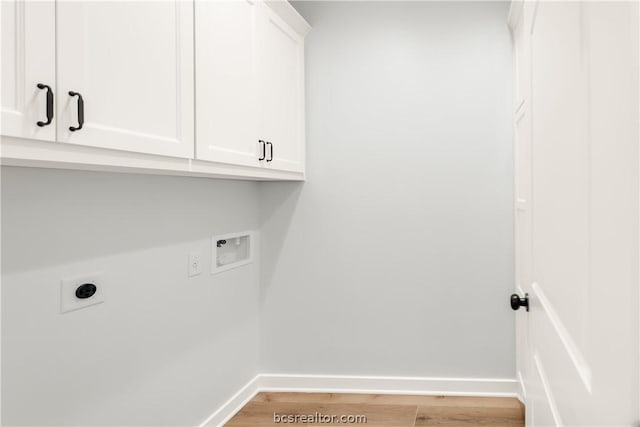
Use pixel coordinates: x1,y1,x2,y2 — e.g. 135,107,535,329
226,392,524,427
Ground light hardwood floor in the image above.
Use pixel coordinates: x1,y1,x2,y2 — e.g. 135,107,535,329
226,392,525,426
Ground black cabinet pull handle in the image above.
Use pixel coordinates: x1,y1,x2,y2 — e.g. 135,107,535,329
510,293,529,312
36,83,53,127
258,140,266,161
68,91,84,131
266,141,273,162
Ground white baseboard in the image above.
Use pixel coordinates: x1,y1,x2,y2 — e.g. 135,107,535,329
198,376,261,427
198,373,518,427
259,373,518,397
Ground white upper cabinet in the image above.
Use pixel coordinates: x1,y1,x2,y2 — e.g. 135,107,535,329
195,0,260,167
1,0,309,180
1,1,56,141
56,1,194,158
257,2,307,173
195,0,309,174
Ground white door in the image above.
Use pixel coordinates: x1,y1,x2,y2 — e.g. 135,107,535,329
511,0,533,409
195,0,261,167
512,1,639,426
1,0,56,141
258,3,305,172
56,1,193,158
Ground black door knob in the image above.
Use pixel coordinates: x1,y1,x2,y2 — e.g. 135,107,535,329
510,293,529,311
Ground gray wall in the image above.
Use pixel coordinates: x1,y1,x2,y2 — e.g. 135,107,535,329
259,1,514,378
1,167,260,426
1,2,514,424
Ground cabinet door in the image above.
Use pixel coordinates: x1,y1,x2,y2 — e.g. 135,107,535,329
56,1,193,158
195,0,261,167
1,1,55,141
258,3,305,172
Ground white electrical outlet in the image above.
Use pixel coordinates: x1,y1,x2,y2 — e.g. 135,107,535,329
60,273,104,314
189,251,203,277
